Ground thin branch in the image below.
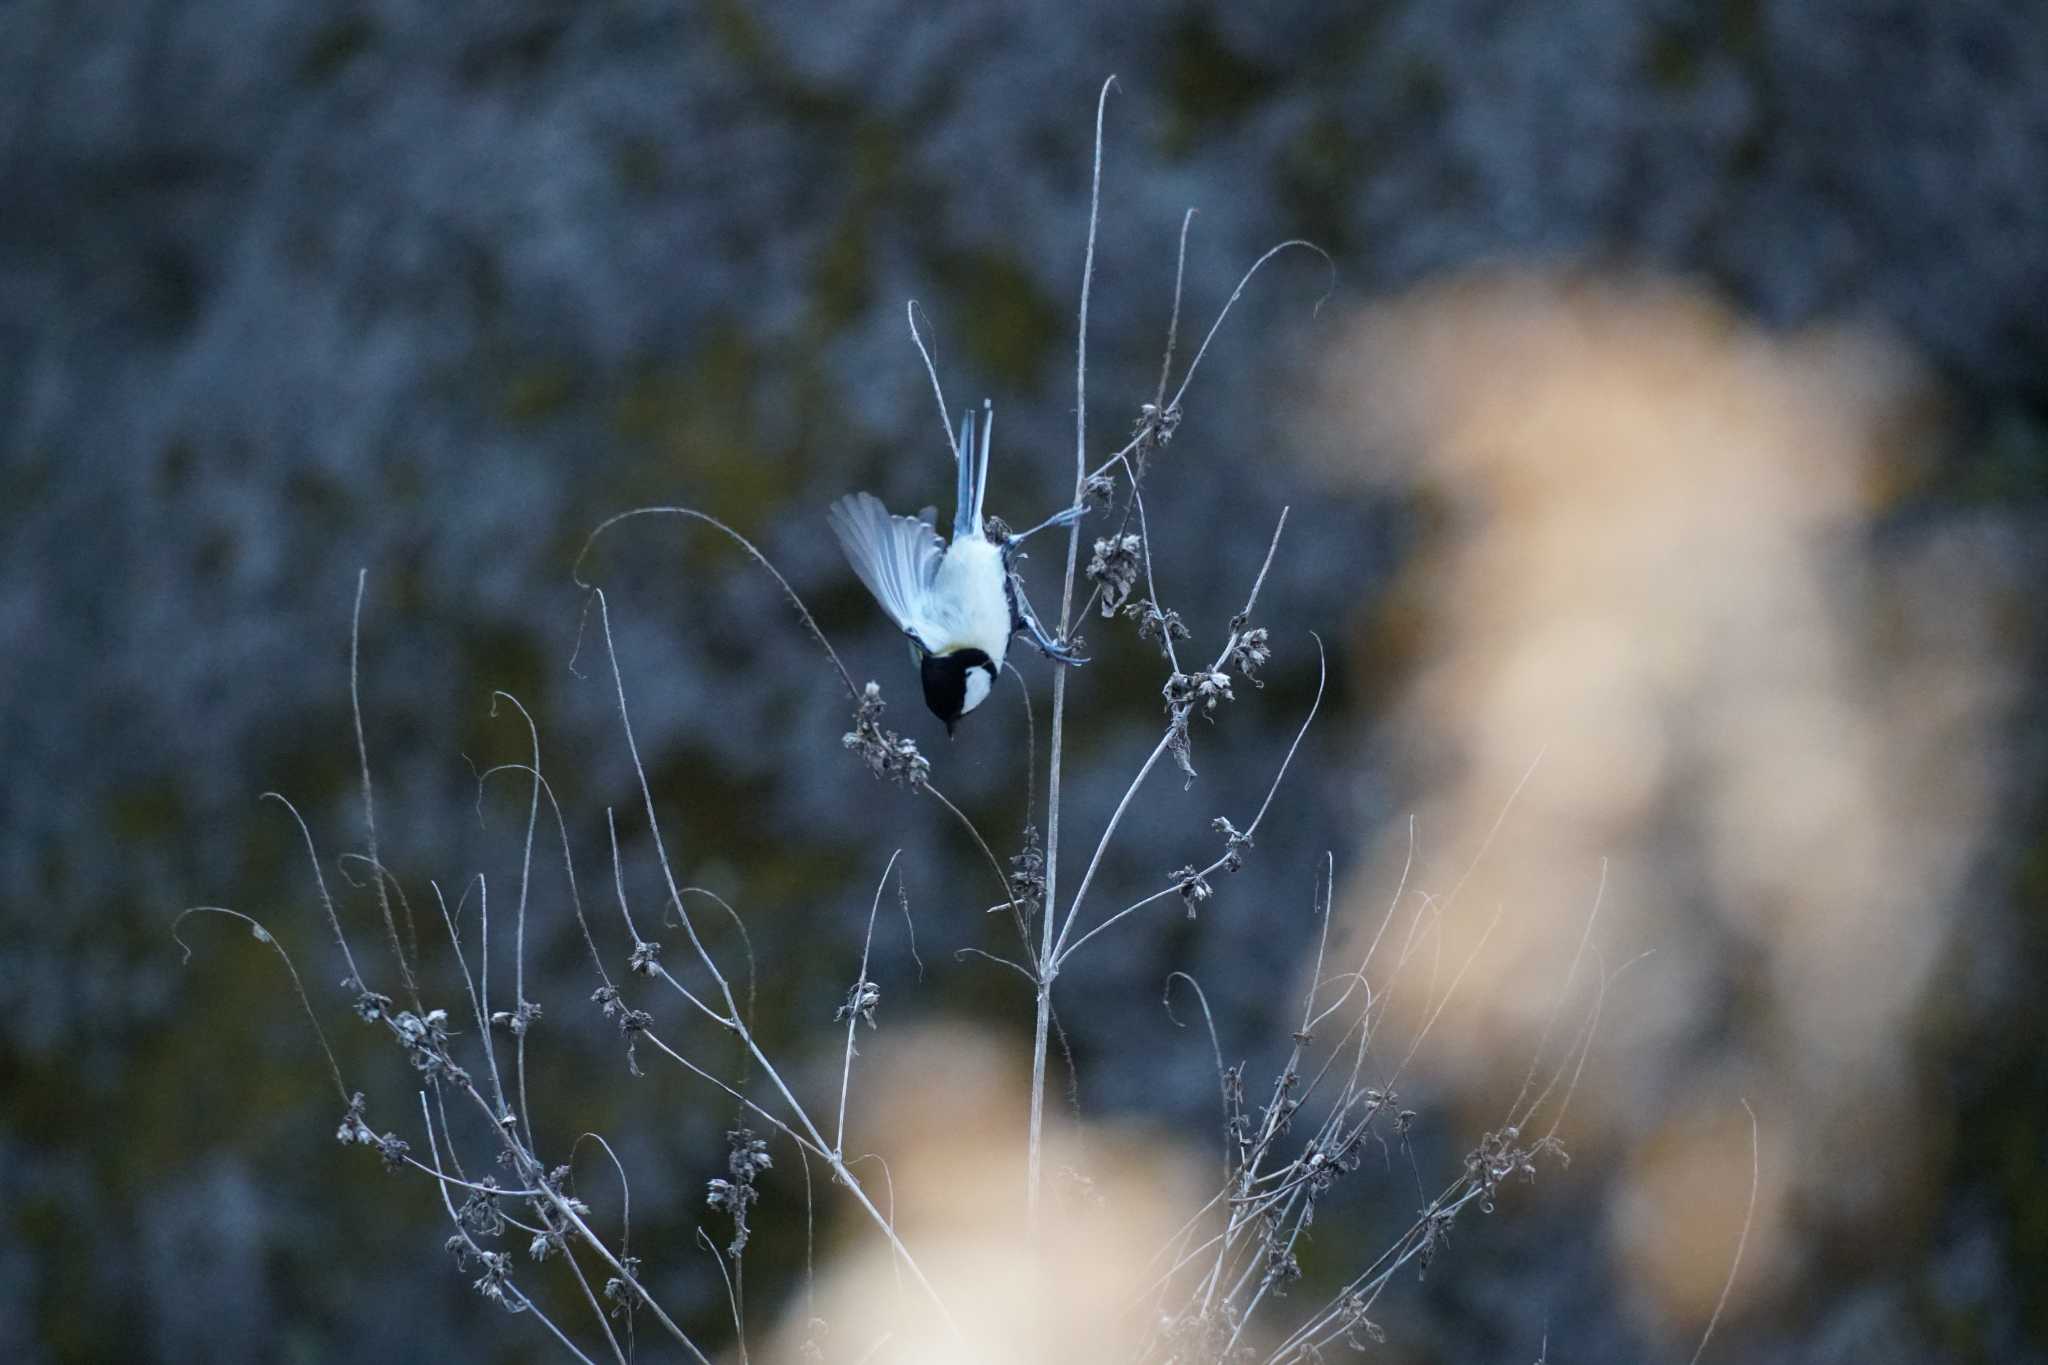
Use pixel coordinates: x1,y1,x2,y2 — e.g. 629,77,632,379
1128,480,1183,675
476,875,509,1123
171,908,349,1105
924,782,1036,971
1005,660,1037,833
952,946,1037,984
1426,749,1544,941
1056,637,1324,963
348,569,420,1011
1690,1101,1761,1365
1307,816,1413,1032
906,300,954,463
697,1228,748,1365
638,1030,821,1156
557,1232,632,1365
1073,72,1117,534
1162,971,1231,1176
1049,730,1174,963
572,507,857,703
417,1094,608,1365
393,1157,550,1200
843,1152,905,1304
1385,892,1505,1090
1244,631,1322,839
605,810,721,1027
795,1140,818,1348
590,592,960,1337
1168,241,1335,413
1221,508,1289,657
1085,430,1150,488
896,866,924,982
1299,852,1335,1039
678,885,760,1091
1509,858,1607,1132
837,850,901,1156
488,690,544,1151
1154,208,1198,411
1542,948,1654,1146
428,875,507,1127
473,762,613,991
259,792,365,1000
570,1131,635,1309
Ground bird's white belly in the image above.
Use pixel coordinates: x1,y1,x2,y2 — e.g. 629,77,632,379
924,538,1010,668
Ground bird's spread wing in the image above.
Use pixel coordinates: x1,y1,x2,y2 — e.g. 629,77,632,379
828,492,945,640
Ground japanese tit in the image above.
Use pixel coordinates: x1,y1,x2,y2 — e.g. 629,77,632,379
830,401,1087,734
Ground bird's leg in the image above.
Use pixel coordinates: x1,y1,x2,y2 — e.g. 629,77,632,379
1004,502,1089,548
1007,568,1087,665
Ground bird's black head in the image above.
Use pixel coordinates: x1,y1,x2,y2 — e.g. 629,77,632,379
919,647,995,736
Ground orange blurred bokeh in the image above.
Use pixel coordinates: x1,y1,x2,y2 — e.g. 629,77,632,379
1315,271,2014,1339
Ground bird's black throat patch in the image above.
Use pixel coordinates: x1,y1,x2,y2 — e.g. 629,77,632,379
920,647,994,735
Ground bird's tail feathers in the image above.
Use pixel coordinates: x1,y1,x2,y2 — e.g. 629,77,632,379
952,400,995,539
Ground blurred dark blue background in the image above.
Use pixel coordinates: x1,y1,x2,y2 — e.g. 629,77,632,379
4,3,2045,1361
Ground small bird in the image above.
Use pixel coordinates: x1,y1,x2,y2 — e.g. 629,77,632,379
830,401,1087,734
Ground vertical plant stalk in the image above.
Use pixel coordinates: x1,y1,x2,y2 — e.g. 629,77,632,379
1030,73,1117,1226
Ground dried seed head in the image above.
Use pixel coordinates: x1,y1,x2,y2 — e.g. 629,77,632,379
1086,534,1143,617
336,1092,374,1147
1229,626,1271,684
835,978,880,1028
1130,600,1190,654
844,682,930,787
1009,825,1047,920
708,1128,771,1257
1133,399,1182,451
603,1256,642,1318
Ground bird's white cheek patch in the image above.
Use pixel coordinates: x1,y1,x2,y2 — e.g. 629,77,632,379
960,667,994,716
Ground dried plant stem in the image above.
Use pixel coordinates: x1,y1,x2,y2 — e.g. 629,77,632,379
1051,509,1295,967
1167,239,1334,415
907,300,955,462
1031,71,1117,1228
559,1224,633,1365
1690,1101,1760,1365
420,933,708,1362
350,570,421,1011
925,783,1036,970
491,690,543,1152
1057,638,1325,963
590,590,961,1340
836,852,899,1155
170,907,349,1105
1050,730,1174,962
420,1097,607,1365
572,507,859,702
1154,208,1196,410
